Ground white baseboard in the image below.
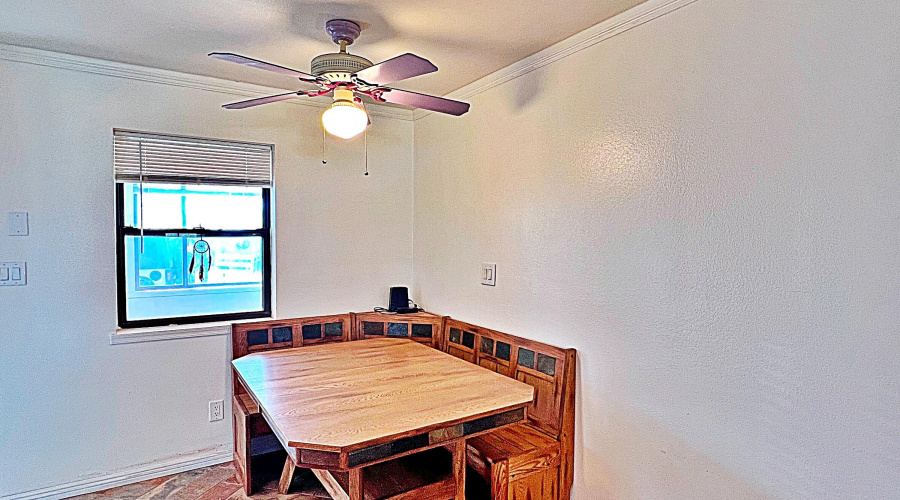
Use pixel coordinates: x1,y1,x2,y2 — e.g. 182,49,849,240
1,447,232,500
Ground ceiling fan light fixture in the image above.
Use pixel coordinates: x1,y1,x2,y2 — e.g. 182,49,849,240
322,88,368,140
212,18,470,139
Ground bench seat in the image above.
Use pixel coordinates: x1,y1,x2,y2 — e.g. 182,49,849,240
236,393,258,414
468,423,561,482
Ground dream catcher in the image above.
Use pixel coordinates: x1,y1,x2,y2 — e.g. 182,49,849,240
189,237,212,282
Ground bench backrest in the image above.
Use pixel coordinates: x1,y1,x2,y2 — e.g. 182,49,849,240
232,313,353,360
354,311,445,349
442,318,575,441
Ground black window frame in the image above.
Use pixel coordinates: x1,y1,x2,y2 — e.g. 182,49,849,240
115,183,272,329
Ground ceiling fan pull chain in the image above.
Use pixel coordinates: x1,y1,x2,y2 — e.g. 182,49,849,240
322,127,327,164
364,128,368,176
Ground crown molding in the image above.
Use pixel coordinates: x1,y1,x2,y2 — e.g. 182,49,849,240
0,44,414,121
412,0,698,120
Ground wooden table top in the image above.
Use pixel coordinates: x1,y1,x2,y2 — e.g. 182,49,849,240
232,338,535,453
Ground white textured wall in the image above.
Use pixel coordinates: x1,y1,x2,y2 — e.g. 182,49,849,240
0,58,413,496
3,0,899,497
413,1,900,498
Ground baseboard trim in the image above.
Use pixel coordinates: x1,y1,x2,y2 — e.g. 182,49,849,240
1,447,232,500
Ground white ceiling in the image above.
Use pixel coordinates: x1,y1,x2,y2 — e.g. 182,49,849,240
0,0,646,97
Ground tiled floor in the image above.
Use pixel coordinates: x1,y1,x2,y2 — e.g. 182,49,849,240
66,453,332,500
66,452,492,499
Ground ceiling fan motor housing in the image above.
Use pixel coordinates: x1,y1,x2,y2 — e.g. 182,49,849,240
311,52,373,82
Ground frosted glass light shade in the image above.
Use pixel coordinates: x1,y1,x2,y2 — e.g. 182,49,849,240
322,100,368,140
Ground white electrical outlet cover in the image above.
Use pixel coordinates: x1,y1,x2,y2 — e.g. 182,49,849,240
209,400,224,421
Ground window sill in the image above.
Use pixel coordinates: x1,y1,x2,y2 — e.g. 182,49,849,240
110,317,273,345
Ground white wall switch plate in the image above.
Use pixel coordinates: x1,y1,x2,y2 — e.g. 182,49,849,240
209,400,224,421
7,212,28,236
481,263,497,286
0,262,26,286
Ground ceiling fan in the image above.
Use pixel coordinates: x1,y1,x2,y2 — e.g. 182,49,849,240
210,19,470,140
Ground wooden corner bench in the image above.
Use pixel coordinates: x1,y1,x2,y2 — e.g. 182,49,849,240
442,319,576,500
230,311,575,500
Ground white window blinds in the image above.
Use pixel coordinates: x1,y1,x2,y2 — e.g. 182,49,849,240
114,130,273,186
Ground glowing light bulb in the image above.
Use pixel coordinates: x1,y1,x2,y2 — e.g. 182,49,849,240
322,88,368,140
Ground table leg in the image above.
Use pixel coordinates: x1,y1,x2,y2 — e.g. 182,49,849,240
452,437,467,500
312,469,351,500
348,468,364,500
278,455,295,494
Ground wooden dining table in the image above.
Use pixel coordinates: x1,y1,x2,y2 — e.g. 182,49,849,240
231,337,536,500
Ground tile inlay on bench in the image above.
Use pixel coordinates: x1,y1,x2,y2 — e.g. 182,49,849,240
353,310,445,349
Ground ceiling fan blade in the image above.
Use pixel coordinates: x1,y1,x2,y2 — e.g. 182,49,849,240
376,88,470,116
222,91,300,109
209,52,317,80
354,53,438,86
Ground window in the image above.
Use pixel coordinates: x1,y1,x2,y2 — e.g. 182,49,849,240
114,131,273,328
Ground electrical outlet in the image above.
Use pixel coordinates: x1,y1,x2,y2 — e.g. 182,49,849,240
209,400,224,422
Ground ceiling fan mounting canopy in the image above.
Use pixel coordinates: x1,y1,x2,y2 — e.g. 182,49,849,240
325,19,362,46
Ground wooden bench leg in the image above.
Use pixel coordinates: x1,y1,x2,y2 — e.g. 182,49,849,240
491,459,510,500
278,455,296,494
232,396,252,496
452,438,467,500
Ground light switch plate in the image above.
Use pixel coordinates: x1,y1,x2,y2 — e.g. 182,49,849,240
0,262,26,286
7,212,28,236
481,263,497,286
